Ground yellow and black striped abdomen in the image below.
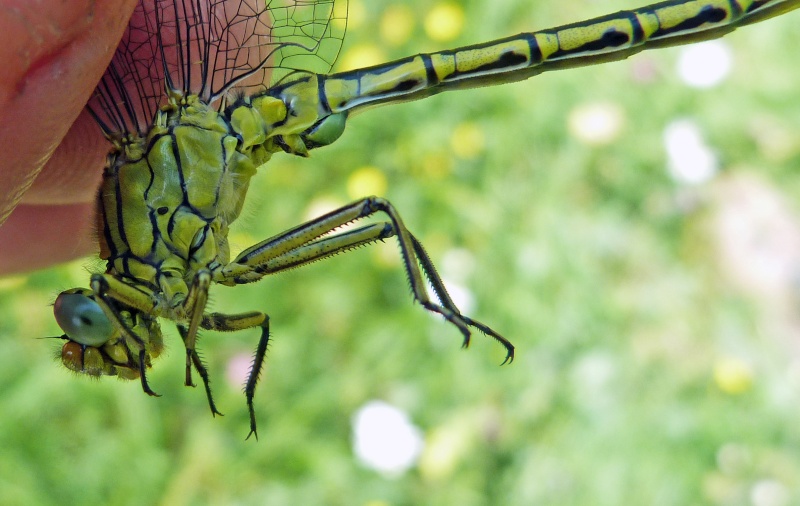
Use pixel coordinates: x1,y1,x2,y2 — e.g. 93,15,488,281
310,0,795,115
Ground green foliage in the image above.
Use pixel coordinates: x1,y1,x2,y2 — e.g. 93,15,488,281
2,0,800,504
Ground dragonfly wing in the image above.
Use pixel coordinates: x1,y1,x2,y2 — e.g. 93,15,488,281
89,0,347,136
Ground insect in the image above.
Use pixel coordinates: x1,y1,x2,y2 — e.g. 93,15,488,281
51,0,800,439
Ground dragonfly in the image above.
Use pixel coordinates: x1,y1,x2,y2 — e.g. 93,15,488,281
51,0,800,439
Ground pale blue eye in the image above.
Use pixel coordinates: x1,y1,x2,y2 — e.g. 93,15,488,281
54,292,114,347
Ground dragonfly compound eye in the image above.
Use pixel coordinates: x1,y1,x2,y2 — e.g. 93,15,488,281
54,292,114,347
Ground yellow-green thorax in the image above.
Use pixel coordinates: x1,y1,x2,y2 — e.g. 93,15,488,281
98,92,279,308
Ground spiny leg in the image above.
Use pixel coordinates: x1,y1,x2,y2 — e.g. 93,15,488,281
410,236,515,364
180,270,212,389
221,198,398,284
176,324,223,418
201,311,270,441
220,196,512,355
89,274,161,396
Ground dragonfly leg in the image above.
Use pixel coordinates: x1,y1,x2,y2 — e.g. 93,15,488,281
200,311,270,440
409,236,514,364
179,270,212,389
134,350,156,395
177,324,223,418
89,273,162,396
220,197,513,361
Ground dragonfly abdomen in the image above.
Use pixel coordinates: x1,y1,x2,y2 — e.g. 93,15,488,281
311,0,795,114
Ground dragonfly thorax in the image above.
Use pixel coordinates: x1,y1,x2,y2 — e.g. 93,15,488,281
98,94,267,300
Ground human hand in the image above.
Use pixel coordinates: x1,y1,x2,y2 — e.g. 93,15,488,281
0,0,137,275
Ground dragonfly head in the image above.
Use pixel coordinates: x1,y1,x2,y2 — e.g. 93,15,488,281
53,289,163,380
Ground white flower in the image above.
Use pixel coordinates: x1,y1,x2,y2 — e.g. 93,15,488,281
677,40,732,89
352,400,424,477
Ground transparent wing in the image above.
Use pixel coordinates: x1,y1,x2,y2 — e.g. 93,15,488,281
89,0,347,136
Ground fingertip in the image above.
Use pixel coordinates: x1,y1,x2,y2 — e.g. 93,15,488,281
0,203,97,275
25,109,108,205
0,0,137,222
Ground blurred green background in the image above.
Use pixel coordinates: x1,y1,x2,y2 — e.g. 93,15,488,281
2,0,800,504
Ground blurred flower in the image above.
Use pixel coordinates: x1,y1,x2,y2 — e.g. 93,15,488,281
677,40,733,89
437,277,474,316
338,44,387,71
567,101,625,146
713,357,753,394
347,166,388,199
380,5,415,47
450,122,486,159
709,174,800,304
663,119,718,184
630,57,659,84
424,2,465,42
225,352,253,388
751,479,790,506
441,248,477,282
303,195,345,222
352,400,424,476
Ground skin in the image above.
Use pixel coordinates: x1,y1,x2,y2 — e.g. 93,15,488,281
0,0,137,275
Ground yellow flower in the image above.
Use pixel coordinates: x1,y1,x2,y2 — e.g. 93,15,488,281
424,3,465,42
713,357,754,394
